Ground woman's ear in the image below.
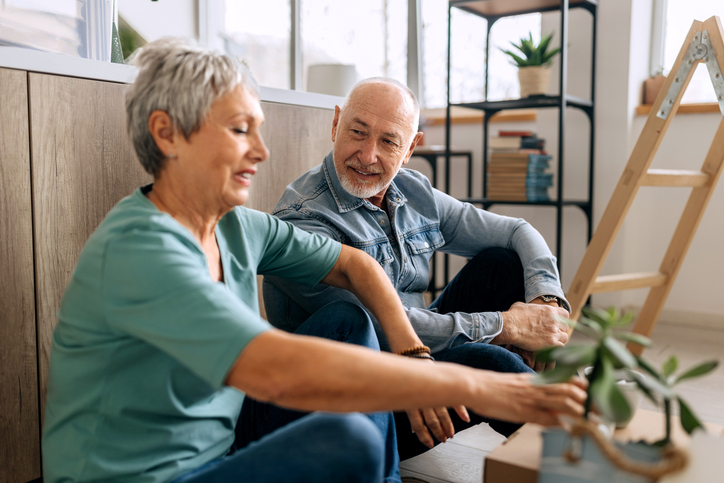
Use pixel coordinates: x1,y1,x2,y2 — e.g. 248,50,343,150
148,111,176,157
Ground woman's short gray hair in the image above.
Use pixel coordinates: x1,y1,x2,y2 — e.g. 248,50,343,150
126,37,259,177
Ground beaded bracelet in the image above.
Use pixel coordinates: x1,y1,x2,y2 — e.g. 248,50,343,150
396,345,431,357
406,353,435,361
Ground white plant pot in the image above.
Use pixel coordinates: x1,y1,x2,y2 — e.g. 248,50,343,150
518,66,551,97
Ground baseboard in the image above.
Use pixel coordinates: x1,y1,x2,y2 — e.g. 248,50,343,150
623,305,724,332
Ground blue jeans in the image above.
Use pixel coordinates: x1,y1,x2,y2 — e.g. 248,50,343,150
395,247,535,460
172,301,400,483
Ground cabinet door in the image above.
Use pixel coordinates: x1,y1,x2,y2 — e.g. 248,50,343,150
248,102,333,213
0,68,42,482
28,73,151,420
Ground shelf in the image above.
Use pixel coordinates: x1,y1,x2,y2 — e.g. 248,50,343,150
459,198,591,209
450,0,597,19
453,94,593,114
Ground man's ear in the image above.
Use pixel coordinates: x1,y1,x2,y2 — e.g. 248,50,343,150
331,105,342,143
401,131,424,166
148,110,176,157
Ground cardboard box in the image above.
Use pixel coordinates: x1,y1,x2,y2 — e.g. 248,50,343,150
483,409,723,483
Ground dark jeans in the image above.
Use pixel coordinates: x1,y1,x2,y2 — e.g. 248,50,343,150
172,301,400,483
395,247,534,461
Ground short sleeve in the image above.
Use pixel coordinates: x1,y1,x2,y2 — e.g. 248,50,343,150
251,211,342,285
101,228,270,388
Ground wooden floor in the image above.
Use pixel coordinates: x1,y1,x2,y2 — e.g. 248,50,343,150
399,321,724,483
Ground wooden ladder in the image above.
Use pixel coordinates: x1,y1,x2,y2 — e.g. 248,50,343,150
567,16,724,355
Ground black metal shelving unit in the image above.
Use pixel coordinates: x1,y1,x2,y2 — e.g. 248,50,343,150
444,0,598,274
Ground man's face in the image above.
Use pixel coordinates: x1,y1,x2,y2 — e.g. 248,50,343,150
331,82,422,208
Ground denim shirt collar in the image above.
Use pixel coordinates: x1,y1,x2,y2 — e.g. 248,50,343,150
322,150,408,214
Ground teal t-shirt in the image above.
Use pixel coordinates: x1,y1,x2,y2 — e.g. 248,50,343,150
42,187,341,483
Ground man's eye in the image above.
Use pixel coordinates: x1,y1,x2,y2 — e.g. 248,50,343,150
384,139,397,146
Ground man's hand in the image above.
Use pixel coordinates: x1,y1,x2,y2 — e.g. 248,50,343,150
493,301,569,352
405,405,470,448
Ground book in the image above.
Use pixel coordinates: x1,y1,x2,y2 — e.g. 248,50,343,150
498,130,535,137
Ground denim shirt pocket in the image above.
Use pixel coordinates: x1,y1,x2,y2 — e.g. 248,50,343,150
358,242,396,282
402,227,445,292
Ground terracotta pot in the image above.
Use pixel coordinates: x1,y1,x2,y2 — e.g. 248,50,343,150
518,66,551,97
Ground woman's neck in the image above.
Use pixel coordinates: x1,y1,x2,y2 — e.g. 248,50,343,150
146,177,224,246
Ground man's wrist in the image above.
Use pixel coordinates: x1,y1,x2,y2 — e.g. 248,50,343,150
535,294,562,307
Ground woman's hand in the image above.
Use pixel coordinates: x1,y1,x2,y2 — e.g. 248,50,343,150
468,372,587,427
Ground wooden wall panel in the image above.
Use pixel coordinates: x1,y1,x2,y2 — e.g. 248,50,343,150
0,68,42,483
28,74,151,418
249,102,334,213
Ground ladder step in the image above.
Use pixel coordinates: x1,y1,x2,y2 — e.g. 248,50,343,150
642,169,710,187
591,272,668,293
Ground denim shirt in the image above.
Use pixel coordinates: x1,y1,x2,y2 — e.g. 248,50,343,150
263,150,569,353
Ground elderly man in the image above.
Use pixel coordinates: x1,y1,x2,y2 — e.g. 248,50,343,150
263,77,571,458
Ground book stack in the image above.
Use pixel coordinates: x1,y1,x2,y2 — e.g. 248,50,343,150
487,130,553,202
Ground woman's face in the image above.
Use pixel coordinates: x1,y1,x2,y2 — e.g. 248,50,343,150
173,85,269,211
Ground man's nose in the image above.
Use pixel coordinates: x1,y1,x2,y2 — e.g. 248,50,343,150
358,138,378,165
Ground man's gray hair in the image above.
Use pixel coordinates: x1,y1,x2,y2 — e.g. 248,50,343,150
342,77,420,133
126,37,259,177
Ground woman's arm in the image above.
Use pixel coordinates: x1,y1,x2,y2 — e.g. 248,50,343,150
319,244,423,354
225,329,586,426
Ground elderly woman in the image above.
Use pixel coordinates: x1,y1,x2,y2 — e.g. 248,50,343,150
41,38,585,483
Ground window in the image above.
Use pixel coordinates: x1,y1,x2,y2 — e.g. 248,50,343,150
421,1,540,109
301,0,407,91
223,0,291,90
221,0,407,93
657,0,724,103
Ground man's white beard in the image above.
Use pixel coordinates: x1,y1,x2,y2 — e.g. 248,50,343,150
339,170,385,199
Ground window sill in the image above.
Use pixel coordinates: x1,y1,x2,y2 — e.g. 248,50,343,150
422,106,537,126
636,102,721,116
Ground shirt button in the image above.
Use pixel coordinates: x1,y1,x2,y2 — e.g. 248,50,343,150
424,242,429,248
404,257,408,263
380,219,386,225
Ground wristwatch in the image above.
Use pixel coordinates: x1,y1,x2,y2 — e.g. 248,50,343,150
539,294,562,307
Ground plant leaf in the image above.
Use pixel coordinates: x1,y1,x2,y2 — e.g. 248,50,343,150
628,370,658,404
551,344,597,367
577,316,603,335
533,364,580,385
603,336,636,369
500,49,527,67
635,356,663,381
581,306,611,330
589,357,632,423
615,332,651,347
629,369,675,399
609,311,635,327
662,356,678,378
678,396,704,435
675,360,719,384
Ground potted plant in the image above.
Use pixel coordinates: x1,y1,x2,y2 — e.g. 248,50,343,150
500,32,560,98
534,306,718,483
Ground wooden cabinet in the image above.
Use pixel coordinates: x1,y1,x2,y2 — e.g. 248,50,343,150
1,66,333,483
0,67,42,483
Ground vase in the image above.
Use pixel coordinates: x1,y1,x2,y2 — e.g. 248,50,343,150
518,66,551,97
539,428,662,483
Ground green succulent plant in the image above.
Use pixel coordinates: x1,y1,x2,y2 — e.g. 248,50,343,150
535,306,718,446
634,354,718,447
500,32,560,67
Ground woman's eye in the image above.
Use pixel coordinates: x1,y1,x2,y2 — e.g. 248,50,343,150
233,128,248,135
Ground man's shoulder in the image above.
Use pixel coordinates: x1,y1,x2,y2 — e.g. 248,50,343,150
272,163,334,217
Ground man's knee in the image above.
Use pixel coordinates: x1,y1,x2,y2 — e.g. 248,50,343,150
439,343,533,374
297,301,379,349
470,247,522,270
312,413,385,482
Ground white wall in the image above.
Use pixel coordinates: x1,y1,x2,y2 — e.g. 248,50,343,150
424,1,724,327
